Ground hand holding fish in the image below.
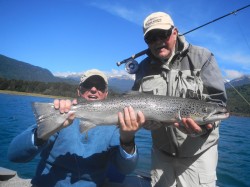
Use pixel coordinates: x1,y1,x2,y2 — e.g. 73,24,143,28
118,106,145,154
174,118,213,137
118,106,145,139
53,99,77,128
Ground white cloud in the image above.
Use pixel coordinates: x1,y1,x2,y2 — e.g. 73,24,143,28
87,1,161,26
220,53,250,65
53,69,135,79
223,69,244,80
109,69,135,79
216,52,250,75
53,71,83,78
188,29,224,44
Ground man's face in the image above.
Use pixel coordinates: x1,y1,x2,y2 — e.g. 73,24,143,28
145,28,178,61
78,76,108,101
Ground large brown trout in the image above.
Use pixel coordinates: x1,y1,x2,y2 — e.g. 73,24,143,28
32,93,229,139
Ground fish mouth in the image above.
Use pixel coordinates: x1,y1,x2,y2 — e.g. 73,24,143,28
203,107,230,122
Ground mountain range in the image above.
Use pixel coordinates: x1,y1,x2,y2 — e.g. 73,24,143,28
0,54,135,92
0,54,250,92
224,75,250,88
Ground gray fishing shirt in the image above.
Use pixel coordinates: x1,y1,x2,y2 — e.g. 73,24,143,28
132,35,227,157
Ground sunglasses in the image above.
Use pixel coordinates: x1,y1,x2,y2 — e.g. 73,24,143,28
144,27,174,44
80,81,107,93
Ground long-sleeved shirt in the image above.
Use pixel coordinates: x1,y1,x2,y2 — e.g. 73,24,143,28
8,119,138,187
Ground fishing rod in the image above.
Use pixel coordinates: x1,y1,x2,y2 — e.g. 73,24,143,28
180,4,250,36
224,80,250,106
116,4,250,74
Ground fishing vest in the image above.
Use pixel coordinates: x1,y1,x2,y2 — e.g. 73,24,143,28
135,45,211,100
133,44,220,157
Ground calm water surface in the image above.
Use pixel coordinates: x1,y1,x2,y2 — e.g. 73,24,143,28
0,93,249,187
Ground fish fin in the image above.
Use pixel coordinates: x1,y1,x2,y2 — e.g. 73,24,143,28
122,91,141,95
122,91,150,96
32,102,70,139
176,110,182,122
32,102,54,121
120,91,150,99
79,120,97,133
175,110,186,127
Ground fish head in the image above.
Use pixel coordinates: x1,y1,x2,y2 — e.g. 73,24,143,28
202,105,230,123
185,103,230,124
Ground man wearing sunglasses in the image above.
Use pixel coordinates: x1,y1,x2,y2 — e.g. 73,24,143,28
130,12,227,186
8,69,144,187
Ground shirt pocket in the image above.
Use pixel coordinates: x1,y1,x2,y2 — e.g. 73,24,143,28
140,75,167,96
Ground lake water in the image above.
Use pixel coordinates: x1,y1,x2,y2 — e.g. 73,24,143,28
0,93,249,187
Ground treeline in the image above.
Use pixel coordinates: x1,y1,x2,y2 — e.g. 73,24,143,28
0,77,119,98
226,84,250,116
0,77,78,98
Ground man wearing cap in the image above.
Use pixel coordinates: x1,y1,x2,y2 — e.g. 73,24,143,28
8,69,144,187
130,12,227,186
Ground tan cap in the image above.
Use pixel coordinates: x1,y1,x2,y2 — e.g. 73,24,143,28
79,69,108,85
143,12,174,37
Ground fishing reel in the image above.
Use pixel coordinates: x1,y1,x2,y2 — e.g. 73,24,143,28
116,49,148,74
117,59,139,74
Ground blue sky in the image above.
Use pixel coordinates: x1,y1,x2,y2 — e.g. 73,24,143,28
0,0,250,80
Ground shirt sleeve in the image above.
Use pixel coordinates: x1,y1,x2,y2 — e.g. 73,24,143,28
7,125,42,162
201,53,227,106
119,145,137,159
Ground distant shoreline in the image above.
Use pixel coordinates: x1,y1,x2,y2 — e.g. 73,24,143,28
0,90,68,99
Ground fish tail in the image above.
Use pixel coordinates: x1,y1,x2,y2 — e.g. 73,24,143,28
32,102,67,139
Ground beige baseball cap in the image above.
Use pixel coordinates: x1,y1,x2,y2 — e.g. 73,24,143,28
143,12,174,37
79,69,108,85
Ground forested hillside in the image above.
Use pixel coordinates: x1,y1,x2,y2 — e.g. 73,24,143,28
0,54,77,84
226,84,250,116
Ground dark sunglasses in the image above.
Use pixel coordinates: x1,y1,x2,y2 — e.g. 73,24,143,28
79,81,107,93
144,27,174,44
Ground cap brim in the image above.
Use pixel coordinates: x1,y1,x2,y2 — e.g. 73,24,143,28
144,24,172,37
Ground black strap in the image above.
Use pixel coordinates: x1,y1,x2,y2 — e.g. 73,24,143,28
34,128,46,146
